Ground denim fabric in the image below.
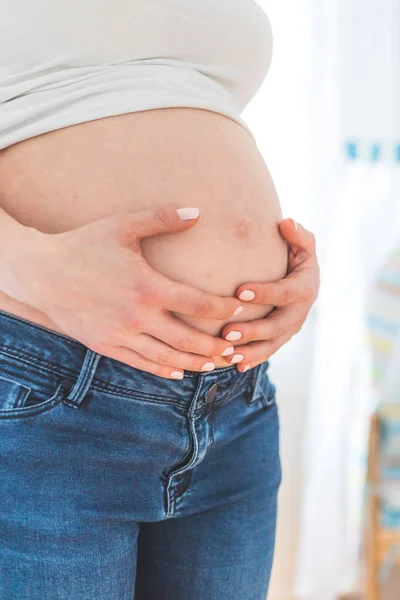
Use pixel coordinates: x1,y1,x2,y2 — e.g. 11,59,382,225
0,309,281,600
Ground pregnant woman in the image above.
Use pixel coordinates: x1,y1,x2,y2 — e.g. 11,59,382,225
0,1,319,599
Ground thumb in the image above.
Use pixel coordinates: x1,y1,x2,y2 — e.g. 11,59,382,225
279,218,316,253
117,206,200,243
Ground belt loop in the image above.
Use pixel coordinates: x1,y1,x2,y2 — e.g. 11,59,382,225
62,349,102,409
251,363,265,400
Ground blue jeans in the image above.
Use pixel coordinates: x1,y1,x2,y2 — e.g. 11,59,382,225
0,309,281,600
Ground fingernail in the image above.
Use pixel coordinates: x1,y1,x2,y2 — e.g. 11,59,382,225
243,365,251,372
225,331,242,341
232,306,244,316
201,362,215,371
239,290,255,301
171,371,184,379
221,347,234,357
230,354,244,364
290,218,299,230
176,208,200,220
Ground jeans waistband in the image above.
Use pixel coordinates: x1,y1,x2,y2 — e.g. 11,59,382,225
0,309,263,410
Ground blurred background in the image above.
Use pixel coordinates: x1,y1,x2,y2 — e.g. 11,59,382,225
244,1,400,599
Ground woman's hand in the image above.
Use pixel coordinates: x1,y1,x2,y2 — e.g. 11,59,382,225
3,207,243,379
221,219,320,371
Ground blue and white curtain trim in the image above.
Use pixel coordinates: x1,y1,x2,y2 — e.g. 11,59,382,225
344,142,400,163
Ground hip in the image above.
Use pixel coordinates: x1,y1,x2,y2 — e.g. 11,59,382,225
0,306,281,520
0,306,281,599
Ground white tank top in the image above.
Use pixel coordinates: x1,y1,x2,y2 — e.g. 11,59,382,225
0,0,272,150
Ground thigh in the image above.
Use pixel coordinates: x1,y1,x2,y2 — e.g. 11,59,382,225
1,529,138,600
135,371,281,600
135,490,278,600
0,367,139,600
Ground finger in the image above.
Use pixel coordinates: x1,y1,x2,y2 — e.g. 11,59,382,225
116,206,201,245
236,275,314,307
221,307,303,344
122,333,218,372
143,269,244,320
146,314,235,359
232,336,291,373
106,345,186,380
278,218,316,253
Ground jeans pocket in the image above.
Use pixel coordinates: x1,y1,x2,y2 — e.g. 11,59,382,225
0,371,65,420
246,362,276,409
0,374,32,409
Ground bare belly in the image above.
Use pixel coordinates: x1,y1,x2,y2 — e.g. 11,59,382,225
0,108,288,367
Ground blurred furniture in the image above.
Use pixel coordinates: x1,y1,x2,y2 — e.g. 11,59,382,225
365,407,400,600
364,246,400,600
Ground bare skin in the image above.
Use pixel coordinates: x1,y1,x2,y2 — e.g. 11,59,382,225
0,108,288,372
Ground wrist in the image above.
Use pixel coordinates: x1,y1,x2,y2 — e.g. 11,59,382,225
0,224,52,309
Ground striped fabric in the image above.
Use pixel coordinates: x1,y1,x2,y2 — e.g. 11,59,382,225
367,247,400,393
367,247,400,527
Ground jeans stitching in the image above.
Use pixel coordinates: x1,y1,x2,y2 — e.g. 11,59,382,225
0,347,258,407
208,410,215,447
0,383,64,420
0,348,185,405
0,350,62,382
0,345,74,373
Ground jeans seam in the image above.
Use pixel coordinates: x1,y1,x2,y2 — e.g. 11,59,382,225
206,406,217,448
0,351,62,383
0,347,260,407
0,382,64,420
0,346,72,374
0,348,187,406
163,377,205,518
91,385,186,405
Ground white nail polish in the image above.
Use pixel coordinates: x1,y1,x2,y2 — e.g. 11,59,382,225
233,306,244,316
230,354,244,364
221,346,234,357
243,365,251,372
239,290,255,301
176,208,200,220
225,331,242,342
171,371,184,379
201,362,215,371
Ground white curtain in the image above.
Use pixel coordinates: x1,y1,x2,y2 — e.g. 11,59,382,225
294,0,400,598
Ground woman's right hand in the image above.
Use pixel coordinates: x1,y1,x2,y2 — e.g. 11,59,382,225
2,207,242,379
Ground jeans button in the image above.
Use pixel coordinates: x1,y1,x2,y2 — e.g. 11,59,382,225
205,383,218,403
60,378,74,392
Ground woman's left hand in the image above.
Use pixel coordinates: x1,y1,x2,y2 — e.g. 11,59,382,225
220,218,320,372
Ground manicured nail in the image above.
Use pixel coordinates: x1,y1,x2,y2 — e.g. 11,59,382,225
201,362,215,371
290,218,299,230
225,331,242,342
239,290,255,301
221,346,234,357
230,354,244,364
243,365,251,372
176,208,200,220
233,306,244,316
171,371,184,379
